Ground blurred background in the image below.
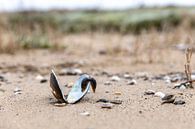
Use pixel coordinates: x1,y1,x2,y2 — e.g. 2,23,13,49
0,0,195,62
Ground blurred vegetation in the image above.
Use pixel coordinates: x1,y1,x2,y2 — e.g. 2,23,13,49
3,8,185,34
0,7,195,53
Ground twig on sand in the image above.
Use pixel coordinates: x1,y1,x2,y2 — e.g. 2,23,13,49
184,48,193,88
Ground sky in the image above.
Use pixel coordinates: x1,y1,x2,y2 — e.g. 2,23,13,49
0,0,195,12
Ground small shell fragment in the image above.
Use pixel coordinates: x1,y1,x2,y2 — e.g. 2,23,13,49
110,76,121,82
80,111,90,116
123,74,132,79
110,100,122,104
154,92,165,99
114,92,121,95
14,87,22,95
36,75,47,83
101,103,114,109
127,79,137,85
161,94,174,101
54,103,67,107
144,90,155,95
173,99,185,105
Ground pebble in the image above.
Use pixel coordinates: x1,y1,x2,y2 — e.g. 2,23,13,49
101,103,114,109
110,100,122,105
80,111,90,116
65,82,74,88
154,92,166,99
36,75,47,83
59,68,82,76
144,90,155,95
179,85,187,90
173,100,185,105
54,103,67,107
123,74,132,79
96,99,122,105
127,79,137,85
110,76,121,82
161,94,174,101
161,98,175,105
96,99,109,103
114,92,121,95
0,76,5,82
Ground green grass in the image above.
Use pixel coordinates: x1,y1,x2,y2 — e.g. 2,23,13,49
0,7,195,53
3,7,190,34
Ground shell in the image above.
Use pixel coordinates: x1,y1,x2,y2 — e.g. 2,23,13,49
49,70,96,104
50,70,67,103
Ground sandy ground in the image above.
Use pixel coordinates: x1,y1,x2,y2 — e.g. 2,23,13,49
0,33,195,129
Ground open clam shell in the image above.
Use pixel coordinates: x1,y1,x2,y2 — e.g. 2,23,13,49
49,70,96,104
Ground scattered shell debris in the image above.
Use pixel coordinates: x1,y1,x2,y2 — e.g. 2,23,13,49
50,70,96,104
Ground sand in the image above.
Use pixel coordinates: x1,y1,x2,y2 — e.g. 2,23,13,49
0,34,195,129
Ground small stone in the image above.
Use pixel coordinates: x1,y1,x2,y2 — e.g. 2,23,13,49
110,76,121,82
179,85,187,90
127,79,137,85
104,81,112,85
65,82,74,88
36,75,44,80
173,100,185,105
144,90,155,95
101,103,114,109
54,103,67,107
36,75,47,83
162,94,174,101
110,100,122,105
80,111,90,116
40,79,47,83
123,74,132,79
105,91,109,93
0,76,5,82
114,92,121,95
161,98,175,105
96,99,109,103
154,92,165,99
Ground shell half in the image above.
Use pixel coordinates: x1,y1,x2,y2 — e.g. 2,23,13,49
49,70,96,104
